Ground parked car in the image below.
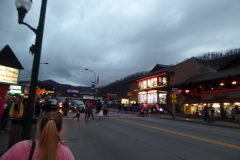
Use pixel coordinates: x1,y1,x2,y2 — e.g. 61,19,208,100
40,99,45,104
58,98,65,108
68,100,85,112
48,99,58,110
112,100,120,104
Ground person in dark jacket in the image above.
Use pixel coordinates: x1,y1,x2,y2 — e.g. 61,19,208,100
114,103,123,117
209,105,215,122
85,100,91,122
95,99,102,115
204,105,209,122
63,98,69,116
42,100,51,114
1,96,12,133
234,105,240,124
35,99,42,118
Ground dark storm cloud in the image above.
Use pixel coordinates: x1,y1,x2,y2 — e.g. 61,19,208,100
1,0,240,86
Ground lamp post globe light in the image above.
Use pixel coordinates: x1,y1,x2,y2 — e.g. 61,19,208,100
15,0,48,140
15,0,32,24
85,68,96,101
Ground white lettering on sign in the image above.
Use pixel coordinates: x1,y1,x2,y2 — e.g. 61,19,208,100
10,85,21,90
0,65,19,84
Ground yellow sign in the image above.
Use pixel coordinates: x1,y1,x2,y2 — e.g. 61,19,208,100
45,91,54,94
127,92,133,96
171,93,177,99
172,99,177,103
36,88,42,95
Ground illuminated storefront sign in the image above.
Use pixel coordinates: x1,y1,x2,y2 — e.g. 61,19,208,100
67,90,79,93
8,85,22,94
45,91,54,94
0,65,19,84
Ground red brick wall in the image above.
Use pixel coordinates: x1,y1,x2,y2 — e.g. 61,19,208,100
174,57,198,85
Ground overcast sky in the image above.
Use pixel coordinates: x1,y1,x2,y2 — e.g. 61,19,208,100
1,0,240,87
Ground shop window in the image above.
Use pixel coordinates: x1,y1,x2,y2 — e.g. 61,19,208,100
159,91,167,104
224,103,237,117
153,78,157,87
159,77,167,86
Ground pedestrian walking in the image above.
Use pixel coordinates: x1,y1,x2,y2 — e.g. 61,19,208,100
9,97,23,118
73,104,80,121
204,104,208,122
85,100,91,122
148,105,151,115
89,101,95,120
35,99,42,118
63,98,69,116
1,96,12,134
114,103,123,117
0,97,4,129
95,99,102,116
1,111,75,160
103,101,108,117
231,108,236,120
132,102,135,112
209,105,215,122
233,105,240,124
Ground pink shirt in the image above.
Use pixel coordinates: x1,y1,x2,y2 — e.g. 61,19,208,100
0,140,75,160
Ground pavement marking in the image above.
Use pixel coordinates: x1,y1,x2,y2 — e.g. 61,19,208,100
113,118,240,150
144,119,158,121
90,122,99,125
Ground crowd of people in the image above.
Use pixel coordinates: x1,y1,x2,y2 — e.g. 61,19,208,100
0,96,29,134
202,104,240,124
0,95,75,160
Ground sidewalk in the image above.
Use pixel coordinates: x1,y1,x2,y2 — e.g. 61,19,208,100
109,108,240,130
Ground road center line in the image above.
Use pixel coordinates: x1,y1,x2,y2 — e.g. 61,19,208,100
113,118,240,150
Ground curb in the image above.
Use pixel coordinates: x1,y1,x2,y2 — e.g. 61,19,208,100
109,109,240,130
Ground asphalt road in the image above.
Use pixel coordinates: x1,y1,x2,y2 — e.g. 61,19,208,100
61,111,240,160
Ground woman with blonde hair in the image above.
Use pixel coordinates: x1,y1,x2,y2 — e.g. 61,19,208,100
1,111,75,160
9,97,23,118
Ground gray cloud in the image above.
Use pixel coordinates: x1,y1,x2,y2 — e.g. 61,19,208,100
1,0,240,87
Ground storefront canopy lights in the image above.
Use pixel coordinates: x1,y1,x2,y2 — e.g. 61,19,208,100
232,81,237,84
185,104,188,106
220,83,224,86
212,103,220,107
235,102,239,105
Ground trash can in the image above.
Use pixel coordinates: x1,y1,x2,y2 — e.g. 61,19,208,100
8,118,38,149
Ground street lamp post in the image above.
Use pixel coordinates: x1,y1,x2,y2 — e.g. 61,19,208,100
15,0,48,140
85,68,96,101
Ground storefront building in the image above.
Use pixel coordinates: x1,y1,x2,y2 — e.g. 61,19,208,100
180,57,240,117
0,45,24,97
128,58,200,108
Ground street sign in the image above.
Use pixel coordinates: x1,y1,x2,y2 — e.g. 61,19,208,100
172,99,177,103
172,88,178,92
171,93,177,99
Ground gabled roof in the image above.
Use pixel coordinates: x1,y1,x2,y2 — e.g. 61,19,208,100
150,64,168,73
126,65,174,83
217,56,240,71
0,45,24,69
180,66,240,85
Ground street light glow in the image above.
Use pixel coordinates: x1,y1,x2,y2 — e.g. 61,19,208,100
15,0,32,23
15,0,32,11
